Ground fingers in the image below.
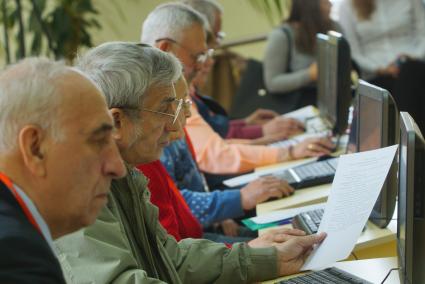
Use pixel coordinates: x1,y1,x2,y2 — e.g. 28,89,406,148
300,137,335,157
257,108,279,118
296,232,327,249
285,118,305,131
307,137,335,150
306,143,332,156
259,177,294,197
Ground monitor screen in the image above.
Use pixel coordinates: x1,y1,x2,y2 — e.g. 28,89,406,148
358,93,382,152
316,31,352,135
397,112,425,284
355,80,398,228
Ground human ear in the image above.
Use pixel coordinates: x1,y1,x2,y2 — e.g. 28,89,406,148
18,125,47,177
109,108,132,147
156,40,172,52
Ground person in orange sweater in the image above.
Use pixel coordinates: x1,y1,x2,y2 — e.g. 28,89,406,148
141,2,335,175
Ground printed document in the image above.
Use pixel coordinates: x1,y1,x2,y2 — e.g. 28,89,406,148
302,145,398,270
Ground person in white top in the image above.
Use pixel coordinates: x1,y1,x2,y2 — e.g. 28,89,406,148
338,0,425,132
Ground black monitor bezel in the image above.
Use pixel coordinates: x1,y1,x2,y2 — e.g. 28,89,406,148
356,80,399,228
397,112,425,284
316,31,352,136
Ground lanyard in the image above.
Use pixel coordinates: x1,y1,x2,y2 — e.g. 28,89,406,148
0,172,43,235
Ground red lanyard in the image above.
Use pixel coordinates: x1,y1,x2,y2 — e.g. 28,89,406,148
0,172,43,235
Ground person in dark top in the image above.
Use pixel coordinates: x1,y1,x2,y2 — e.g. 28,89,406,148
0,57,125,282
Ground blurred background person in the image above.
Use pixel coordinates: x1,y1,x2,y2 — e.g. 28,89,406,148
184,0,305,144
263,0,339,113
338,0,425,132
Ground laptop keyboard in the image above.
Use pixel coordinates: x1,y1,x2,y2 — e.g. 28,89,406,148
277,267,373,284
292,208,324,234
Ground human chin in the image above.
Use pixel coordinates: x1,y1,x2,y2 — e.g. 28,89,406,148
84,192,109,225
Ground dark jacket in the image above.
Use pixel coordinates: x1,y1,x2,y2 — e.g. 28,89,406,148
0,180,66,283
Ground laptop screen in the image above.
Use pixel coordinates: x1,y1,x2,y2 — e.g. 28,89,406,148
358,93,382,152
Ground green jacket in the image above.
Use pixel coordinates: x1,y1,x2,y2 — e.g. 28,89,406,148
55,167,279,283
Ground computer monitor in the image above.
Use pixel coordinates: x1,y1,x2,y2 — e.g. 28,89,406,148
316,31,352,136
397,112,425,284
352,80,399,228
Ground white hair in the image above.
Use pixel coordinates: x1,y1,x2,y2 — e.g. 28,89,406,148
141,2,210,45
76,42,182,119
0,57,72,153
182,0,223,29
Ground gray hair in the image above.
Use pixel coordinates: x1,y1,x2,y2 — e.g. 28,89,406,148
181,0,223,29
0,57,72,153
76,42,182,119
141,2,209,45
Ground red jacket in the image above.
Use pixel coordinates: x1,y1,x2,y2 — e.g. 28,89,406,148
137,160,203,241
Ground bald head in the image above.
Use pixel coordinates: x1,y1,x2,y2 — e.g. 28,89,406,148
0,58,98,153
0,57,126,238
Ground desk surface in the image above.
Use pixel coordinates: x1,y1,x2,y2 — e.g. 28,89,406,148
257,189,397,253
257,184,331,214
263,257,400,284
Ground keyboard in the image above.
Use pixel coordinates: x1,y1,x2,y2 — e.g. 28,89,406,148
271,157,339,189
277,267,373,284
292,208,324,235
295,160,336,180
269,131,330,148
305,116,331,133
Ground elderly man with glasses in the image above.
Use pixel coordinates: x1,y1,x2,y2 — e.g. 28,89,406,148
142,2,334,177
54,42,326,283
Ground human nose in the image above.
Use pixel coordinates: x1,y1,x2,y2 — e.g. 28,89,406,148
165,114,180,132
103,142,126,179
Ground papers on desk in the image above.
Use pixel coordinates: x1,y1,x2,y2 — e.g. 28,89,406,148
222,158,315,187
242,203,326,231
269,131,331,148
301,145,398,271
282,105,318,123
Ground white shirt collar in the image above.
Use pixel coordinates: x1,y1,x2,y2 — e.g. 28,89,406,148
13,184,55,253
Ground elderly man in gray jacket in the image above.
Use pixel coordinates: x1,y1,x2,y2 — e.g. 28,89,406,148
54,41,325,283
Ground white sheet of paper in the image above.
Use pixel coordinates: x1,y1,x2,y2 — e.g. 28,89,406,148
223,158,315,187
269,131,329,148
301,145,398,271
282,105,318,123
251,203,326,224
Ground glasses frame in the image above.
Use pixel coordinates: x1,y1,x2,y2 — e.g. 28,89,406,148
141,83,183,125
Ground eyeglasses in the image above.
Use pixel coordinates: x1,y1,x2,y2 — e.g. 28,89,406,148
141,84,183,125
216,31,226,42
155,38,214,64
183,98,192,110
142,99,183,125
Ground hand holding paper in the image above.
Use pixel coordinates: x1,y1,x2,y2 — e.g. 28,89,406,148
301,145,398,270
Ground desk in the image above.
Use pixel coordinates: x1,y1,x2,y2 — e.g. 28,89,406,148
258,219,396,258
257,192,397,258
263,257,400,284
257,184,331,214
255,157,317,174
